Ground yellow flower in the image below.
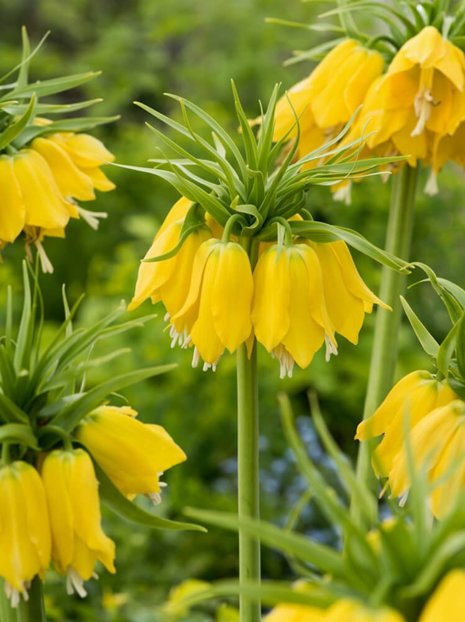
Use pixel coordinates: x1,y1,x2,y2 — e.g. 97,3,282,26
309,240,388,344
273,40,383,161
325,600,405,621
251,243,336,378
76,405,186,500
351,27,465,174
172,238,254,369
44,131,115,193
265,603,325,622
129,198,212,348
419,570,465,621
0,461,51,607
356,371,457,478
388,399,465,517
41,449,115,596
0,150,77,243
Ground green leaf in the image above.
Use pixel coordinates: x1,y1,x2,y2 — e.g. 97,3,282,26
95,463,206,532
1,71,101,101
400,297,440,358
0,423,38,450
184,508,345,577
0,93,36,153
0,395,29,424
456,313,465,380
50,365,177,432
437,319,461,378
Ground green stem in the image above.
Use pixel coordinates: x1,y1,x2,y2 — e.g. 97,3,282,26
15,578,46,622
0,582,16,622
236,342,260,622
355,165,419,504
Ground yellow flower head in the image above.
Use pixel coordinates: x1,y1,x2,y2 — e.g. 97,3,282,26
352,27,465,172
76,405,186,500
356,371,457,478
172,238,254,369
40,449,115,596
0,461,51,607
325,600,405,622
308,240,388,345
389,399,465,517
273,40,384,158
419,570,465,621
129,198,212,340
251,243,336,378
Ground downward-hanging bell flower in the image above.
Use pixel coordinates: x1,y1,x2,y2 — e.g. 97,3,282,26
172,238,254,369
388,399,465,517
251,243,337,378
356,371,457,480
265,603,324,621
272,39,384,162
309,240,389,344
324,601,405,621
76,405,186,501
41,449,115,597
0,461,51,607
129,197,212,350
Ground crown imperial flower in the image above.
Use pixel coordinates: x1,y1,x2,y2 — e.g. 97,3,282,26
0,461,51,607
76,405,186,501
40,449,116,597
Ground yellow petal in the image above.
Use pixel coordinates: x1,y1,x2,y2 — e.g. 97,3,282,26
211,242,254,352
52,133,115,168
420,570,465,621
252,246,290,351
0,156,26,242
31,137,95,201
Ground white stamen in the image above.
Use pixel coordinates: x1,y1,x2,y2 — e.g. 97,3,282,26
77,207,108,230
149,492,162,504
4,582,29,608
424,170,439,196
272,345,295,379
192,348,200,368
411,88,436,137
325,337,338,362
35,240,54,273
66,568,88,598
202,361,217,372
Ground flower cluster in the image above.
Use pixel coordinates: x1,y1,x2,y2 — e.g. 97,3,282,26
356,369,465,518
130,198,386,377
0,405,185,606
0,129,114,270
274,11,465,196
0,29,116,270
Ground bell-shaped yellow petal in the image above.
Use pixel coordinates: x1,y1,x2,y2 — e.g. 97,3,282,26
31,137,96,201
265,603,325,622
325,600,405,621
420,570,465,621
41,449,115,589
12,150,76,229
252,245,291,352
0,156,26,242
0,462,51,605
76,406,186,498
49,132,115,168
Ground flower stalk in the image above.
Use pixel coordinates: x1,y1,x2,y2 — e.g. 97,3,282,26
236,342,261,622
15,577,46,622
355,165,419,502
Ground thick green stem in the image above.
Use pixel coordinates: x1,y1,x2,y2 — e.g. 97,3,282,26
355,166,419,499
15,578,46,622
236,343,261,622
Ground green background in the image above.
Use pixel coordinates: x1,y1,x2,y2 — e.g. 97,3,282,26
0,0,465,619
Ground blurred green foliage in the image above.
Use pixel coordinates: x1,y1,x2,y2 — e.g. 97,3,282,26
1,0,465,620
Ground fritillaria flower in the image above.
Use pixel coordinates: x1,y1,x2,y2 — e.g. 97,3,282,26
41,449,116,597
0,461,51,607
76,405,186,501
